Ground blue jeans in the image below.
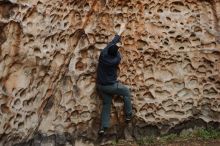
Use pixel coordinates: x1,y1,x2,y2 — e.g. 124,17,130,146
97,82,132,128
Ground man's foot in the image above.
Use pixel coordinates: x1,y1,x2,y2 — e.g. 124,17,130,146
125,117,131,122
98,127,107,136
125,113,132,123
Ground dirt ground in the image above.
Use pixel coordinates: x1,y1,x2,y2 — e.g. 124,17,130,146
148,140,220,146
105,139,220,146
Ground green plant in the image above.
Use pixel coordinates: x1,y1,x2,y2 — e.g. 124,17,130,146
119,128,220,146
111,139,118,146
179,129,194,140
137,137,145,145
160,134,177,143
145,136,156,144
194,127,220,140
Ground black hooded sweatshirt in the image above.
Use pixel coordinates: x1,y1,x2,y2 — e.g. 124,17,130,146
97,35,121,85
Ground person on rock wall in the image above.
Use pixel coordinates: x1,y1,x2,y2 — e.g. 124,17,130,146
96,23,132,135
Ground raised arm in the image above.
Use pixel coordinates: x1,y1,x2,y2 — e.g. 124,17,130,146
102,23,127,53
118,23,126,35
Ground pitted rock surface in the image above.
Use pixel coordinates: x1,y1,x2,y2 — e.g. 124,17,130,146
0,0,220,145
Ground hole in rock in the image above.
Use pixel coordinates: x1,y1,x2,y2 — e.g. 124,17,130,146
75,60,87,71
166,17,171,21
168,31,175,34
149,36,155,40
164,26,170,30
215,81,220,90
164,41,169,46
144,4,149,9
64,22,68,27
34,47,41,53
194,26,202,32
18,122,24,129
16,113,22,120
137,48,143,51
14,99,21,106
173,9,181,12
172,1,184,6
157,9,163,13
179,47,184,50
1,104,10,113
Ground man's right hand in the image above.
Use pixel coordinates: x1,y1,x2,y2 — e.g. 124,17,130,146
118,23,127,35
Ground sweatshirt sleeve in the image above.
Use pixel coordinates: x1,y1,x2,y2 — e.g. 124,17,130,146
102,34,121,54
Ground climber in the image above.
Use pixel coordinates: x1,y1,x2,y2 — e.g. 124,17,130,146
96,23,132,135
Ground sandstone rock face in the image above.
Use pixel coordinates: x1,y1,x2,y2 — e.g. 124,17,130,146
0,0,220,145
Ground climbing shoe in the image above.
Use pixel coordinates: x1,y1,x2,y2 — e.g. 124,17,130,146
125,113,132,123
98,127,107,136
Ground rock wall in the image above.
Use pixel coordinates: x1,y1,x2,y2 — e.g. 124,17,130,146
0,0,220,145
